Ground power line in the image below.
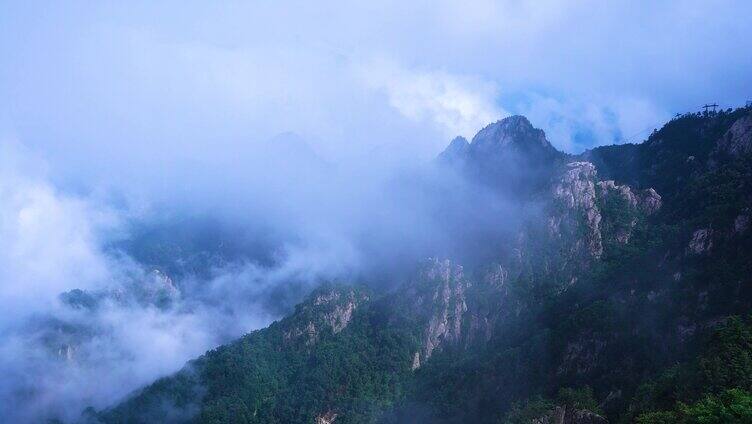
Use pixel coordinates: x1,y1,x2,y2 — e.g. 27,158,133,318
619,124,659,144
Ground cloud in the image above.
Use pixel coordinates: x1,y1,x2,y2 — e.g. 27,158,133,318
0,143,354,422
515,93,672,152
0,133,521,422
359,59,507,139
2,0,751,166
0,1,751,421
0,142,118,320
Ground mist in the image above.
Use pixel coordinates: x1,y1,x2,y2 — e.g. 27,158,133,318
1,1,752,422
0,126,524,422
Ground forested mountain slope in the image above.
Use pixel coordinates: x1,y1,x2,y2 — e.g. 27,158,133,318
88,107,752,424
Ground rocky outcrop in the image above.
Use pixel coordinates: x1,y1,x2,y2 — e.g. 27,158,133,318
596,180,661,243
717,111,752,156
551,162,662,258
552,162,603,258
483,264,509,289
411,351,421,370
406,259,469,362
597,180,638,207
283,321,319,346
283,286,368,347
315,410,338,424
596,181,662,215
437,115,564,195
688,228,713,255
314,289,361,334
471,115,553,153
141,269,180,306
423,260,468,360
402,259,509,369
638,188,662,215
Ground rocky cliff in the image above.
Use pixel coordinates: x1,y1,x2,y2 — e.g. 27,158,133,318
93,107,752,424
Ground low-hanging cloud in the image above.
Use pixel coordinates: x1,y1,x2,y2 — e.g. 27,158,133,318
1,1,751,422
0,129,521,422
0,143,349,421
359,59,507,139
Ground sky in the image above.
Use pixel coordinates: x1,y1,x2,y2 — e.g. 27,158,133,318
1,1,752,422
2,0,751,170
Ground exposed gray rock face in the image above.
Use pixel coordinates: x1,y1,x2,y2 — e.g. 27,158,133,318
551,162,662,258
142,269,180,305
552,162,603,258
411,351,421,370
315,410,338,424
484,264,509,291
408,259,469,361
325,299,358,334
688,228,713,255
284,321,319,347
597,180,638,207
409,259,505,363
283,286,368,346
596,181,662,243
596,181,661,215
639,188,662,215
717,111,752,156
312,289,362,334
424,261,468,359
533,406,608,424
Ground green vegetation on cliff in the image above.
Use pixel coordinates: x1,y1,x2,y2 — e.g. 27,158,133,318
93,108,752,424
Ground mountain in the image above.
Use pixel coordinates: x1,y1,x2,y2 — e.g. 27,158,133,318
439,115,560,163
87,107,752,423
438,115,566,196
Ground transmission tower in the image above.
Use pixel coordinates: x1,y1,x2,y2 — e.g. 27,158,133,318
702,103,719,113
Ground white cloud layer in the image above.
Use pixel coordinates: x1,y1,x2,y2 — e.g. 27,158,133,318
359,59,506,139
0,143,358,422
0,143,115,318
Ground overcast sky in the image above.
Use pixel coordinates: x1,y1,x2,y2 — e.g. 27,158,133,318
2,1,751,177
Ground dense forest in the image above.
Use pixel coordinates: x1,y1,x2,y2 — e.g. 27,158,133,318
85,107,752,423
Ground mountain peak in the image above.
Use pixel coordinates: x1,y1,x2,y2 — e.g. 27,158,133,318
470,115,551,151
448,135,470,148
436,114,565,196
437,114,560,167
438,136,470,163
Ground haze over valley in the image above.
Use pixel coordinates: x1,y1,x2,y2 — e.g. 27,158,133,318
1,2,752,423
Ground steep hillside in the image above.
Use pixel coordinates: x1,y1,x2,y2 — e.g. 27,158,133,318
87,108,752,424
